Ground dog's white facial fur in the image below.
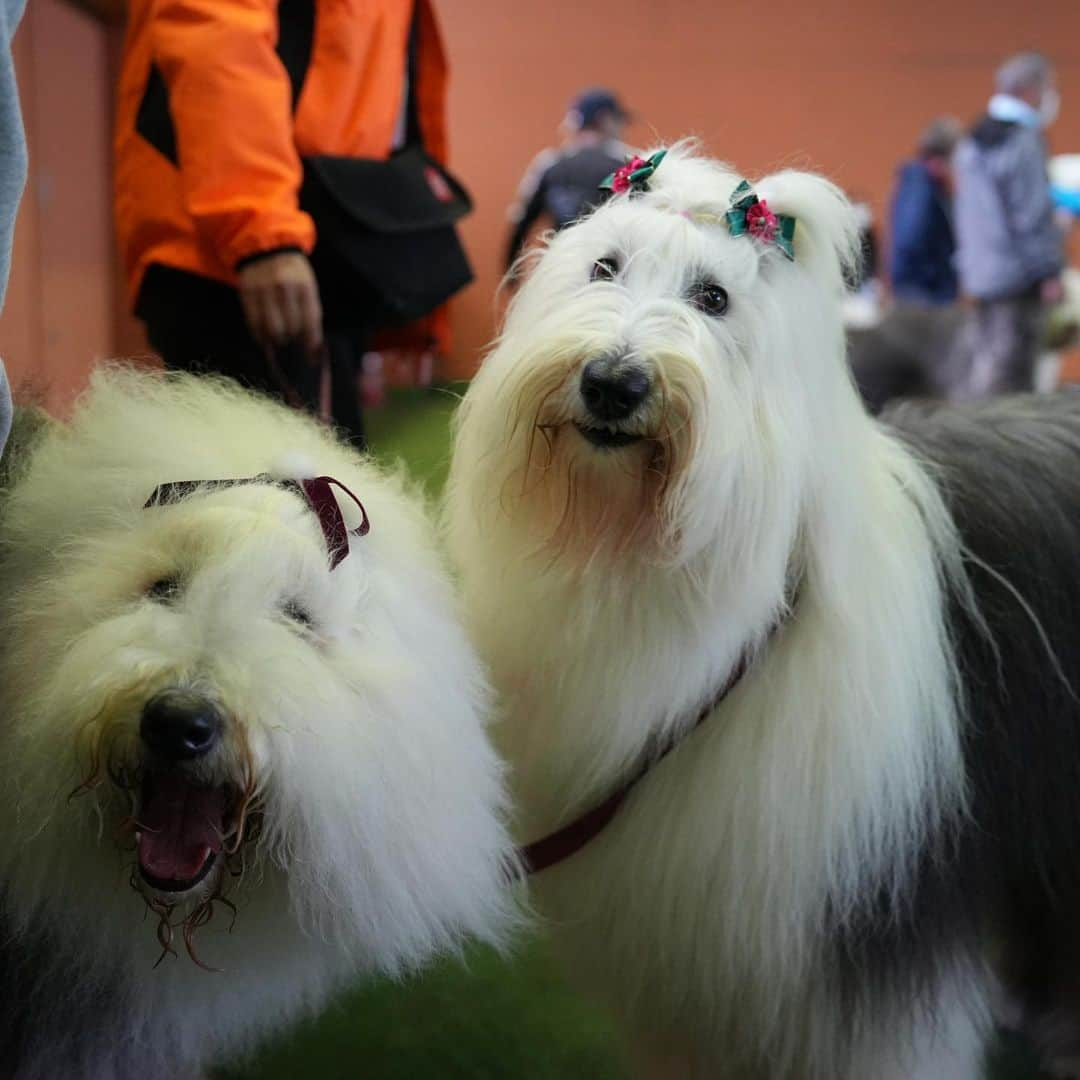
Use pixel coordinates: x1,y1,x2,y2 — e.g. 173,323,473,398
0,369,516,1078
453,145,861,572
447,146,981,1075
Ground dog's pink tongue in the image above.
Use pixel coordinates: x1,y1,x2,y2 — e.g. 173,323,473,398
137,774,226,882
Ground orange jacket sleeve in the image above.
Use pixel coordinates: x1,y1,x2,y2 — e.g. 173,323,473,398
149,0,315,269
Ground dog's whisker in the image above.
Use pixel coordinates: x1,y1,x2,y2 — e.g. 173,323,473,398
150,896,178,969
182,901,223,973
215,894,240,933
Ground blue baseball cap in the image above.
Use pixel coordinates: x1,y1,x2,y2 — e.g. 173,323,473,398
568,88,631,129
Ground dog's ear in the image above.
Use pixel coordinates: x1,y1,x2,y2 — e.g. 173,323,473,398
754,170,862,294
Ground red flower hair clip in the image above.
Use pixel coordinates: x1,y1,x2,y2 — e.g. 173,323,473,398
600,150,668,196
745,200,780,242
726,180,796,261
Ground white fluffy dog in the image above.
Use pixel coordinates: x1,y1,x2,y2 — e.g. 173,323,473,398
447,143,1080,1077
0,368,515,1079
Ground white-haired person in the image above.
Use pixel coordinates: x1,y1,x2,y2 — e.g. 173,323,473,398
951,50,1066,398
0,0,27,458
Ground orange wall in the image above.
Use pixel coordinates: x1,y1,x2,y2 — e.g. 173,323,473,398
1,1,1078,400
0,0,123,412
441,0,1080,378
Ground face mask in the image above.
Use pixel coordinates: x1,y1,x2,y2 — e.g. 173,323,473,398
1040,87,1061,128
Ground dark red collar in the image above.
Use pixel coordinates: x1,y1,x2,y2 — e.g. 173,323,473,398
144,474,369,570
518,618,786,877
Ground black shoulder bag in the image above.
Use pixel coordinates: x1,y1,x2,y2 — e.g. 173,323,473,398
299,144,473,331
283,0,474,331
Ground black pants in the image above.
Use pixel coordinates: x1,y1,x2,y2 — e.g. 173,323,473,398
138,264,366,449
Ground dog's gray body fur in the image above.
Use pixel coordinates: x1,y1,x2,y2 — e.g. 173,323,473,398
828,390,1080,1070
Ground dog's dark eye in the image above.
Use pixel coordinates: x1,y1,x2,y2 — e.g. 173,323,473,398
146,576,183,603
590,256,620,282
281,600,314,629
688,281,730,317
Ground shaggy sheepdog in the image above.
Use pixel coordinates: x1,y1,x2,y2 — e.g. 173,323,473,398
0,368,515,1079
446,143,1080,1078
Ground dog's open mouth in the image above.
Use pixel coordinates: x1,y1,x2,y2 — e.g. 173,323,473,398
574,423,644,449
136,772,231,895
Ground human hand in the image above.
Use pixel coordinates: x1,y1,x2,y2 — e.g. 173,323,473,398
1041,276,1066,306
237,251,323,356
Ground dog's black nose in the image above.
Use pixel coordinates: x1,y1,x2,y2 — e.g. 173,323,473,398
580,358,651,422
140,691,222,761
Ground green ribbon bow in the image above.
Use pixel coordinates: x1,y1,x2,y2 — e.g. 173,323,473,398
599,149,668,195
724,179,796,261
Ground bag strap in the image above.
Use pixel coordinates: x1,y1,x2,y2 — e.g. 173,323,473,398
275,0,422,154
276,0,316,109
403,6,422,149
137,1,425,161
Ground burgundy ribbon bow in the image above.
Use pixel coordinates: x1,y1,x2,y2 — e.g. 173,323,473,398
143,474,370,570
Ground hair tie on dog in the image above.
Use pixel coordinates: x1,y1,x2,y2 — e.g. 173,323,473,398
144,474,370,571
726,180,796,261
295,476,369,570
600,149,667,196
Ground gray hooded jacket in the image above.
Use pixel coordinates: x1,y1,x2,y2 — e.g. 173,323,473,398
0,0,28,457
953,115,1064,301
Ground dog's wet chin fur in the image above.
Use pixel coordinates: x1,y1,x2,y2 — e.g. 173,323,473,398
0,368,515,1080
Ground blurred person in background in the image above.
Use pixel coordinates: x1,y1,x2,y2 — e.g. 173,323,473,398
951,50,1066,398
505,88,633,274
115,0,467,449
889,116,961,307
0,0,27,460
847,118,962,413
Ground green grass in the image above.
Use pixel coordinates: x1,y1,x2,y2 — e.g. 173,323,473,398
218,941,629,1080
365,383,465,496
220,385,1044,1079
216,386,629,1080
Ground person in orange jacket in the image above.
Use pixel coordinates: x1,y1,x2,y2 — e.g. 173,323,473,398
115,0,453,446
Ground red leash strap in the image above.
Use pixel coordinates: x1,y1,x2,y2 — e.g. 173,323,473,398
518,636,772,877
518,783,636,877
296,475,370,569
144,473,370,570
263,342,330,412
